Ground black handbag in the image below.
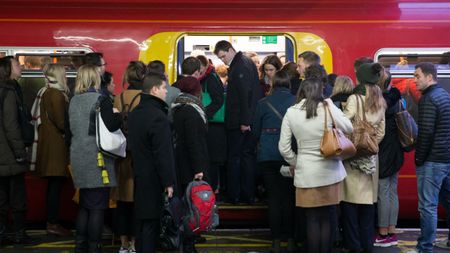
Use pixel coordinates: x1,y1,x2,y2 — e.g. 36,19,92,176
395,101,417,150
158,194,182,251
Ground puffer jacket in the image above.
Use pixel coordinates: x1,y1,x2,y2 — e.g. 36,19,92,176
415,84,450,166
0,81,27,176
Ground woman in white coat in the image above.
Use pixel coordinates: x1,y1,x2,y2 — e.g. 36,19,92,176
341,62,386,253
279,78,353,253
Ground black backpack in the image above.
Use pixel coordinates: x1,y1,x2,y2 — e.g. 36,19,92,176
119,92,140,136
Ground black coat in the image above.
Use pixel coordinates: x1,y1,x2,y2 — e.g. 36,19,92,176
225,51,262,130
199,70,227,163
172,99,209,193
415,84,450,166
128,93,176,219
0,81,27,176
378,88,404,178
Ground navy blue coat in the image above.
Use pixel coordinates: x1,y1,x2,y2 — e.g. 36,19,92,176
253,87,295,162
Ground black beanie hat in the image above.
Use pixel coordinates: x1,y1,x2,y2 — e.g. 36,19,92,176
356,63,382,85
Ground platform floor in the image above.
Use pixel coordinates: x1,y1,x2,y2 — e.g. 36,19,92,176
0,228,449,252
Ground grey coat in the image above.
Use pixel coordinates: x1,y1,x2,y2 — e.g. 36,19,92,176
69,92,117,189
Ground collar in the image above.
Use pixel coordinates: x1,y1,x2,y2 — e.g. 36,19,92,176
229,51,241,68
140,92,169,114
422,83,438,95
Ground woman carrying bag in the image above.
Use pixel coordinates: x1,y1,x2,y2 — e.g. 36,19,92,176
279,78,353,253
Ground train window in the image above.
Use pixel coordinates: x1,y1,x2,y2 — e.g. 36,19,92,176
176,35,294,77
0,47,92,114
375,48,450,120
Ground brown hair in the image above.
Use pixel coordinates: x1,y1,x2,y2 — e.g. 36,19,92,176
297,78,324,119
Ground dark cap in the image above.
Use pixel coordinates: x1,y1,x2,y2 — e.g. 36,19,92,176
356,63,382,85
177,76,201,96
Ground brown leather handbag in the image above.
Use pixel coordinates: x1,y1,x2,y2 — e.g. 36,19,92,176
395,102,417,149
320,103,356,160
351,95,379,157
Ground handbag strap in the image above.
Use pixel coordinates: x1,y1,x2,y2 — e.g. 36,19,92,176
323,101,337,131
355,94,367,122
266,101,283,120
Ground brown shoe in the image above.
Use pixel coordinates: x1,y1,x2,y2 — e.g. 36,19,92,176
46,223,72,237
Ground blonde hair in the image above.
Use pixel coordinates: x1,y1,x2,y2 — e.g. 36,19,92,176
332,75,354,96
43,63,68,94
75,64,100,94
365,84,387,113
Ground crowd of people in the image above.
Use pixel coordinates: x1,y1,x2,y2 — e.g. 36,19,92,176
0,40,449,253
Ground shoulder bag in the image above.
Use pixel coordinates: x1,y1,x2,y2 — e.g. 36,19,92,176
351,95,379,157
395,101,417,149
201,73,226,123
95,101,127,158
320,102,356,160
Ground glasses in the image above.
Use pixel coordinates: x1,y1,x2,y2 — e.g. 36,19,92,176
98,62,107,67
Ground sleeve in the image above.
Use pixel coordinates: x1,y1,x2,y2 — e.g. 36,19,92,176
415,99,437,166
2,90,26,158
236,68,251,126
343,94,357,120
183,107,208,175
204,74,224,119
99,97,122,132
151,115,176,188
251,101,263,140
278,110,297,166
327,99,353,135
46,90,66,132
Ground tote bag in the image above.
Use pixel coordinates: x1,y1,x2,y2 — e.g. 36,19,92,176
201,73,225,123
96,109,127,158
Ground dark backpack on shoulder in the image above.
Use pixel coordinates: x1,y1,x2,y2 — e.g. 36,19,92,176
119,93,140,136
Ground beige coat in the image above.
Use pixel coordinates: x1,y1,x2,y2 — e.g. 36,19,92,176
110,90,141,202
342,94,385,204
35,88,69,177
279,99,353,188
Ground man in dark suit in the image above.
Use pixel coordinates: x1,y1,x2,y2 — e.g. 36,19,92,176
214,40,262,204
128,73,176,253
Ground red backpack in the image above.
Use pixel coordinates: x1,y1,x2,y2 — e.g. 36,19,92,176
183,180,219,234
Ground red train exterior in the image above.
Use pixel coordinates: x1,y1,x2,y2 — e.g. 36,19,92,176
1,0,449,221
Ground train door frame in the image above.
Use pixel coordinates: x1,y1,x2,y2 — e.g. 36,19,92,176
138,32,333,84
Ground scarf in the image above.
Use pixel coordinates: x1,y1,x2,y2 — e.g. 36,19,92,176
198,65,214,83
348,155,376,175
30,87,48,171
172,93,206,124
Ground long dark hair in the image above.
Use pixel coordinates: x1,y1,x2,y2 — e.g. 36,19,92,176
297,78,324,119
0,56,13,82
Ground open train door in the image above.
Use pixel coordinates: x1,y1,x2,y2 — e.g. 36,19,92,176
138,32,333,84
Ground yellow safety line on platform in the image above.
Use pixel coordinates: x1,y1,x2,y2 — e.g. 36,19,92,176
203,234,271,244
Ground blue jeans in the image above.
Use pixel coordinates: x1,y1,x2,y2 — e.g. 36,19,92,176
416,161,450,253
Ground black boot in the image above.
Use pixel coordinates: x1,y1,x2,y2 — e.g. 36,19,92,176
75,235,88,253
88,241,102,253
13,229,40,247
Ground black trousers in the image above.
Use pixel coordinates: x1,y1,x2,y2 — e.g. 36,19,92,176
226,129,256,203
259,161,295,239
114,201,135,236
46,176,66,224
0,174,27,232
135,219,159,253
341,201,375,253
